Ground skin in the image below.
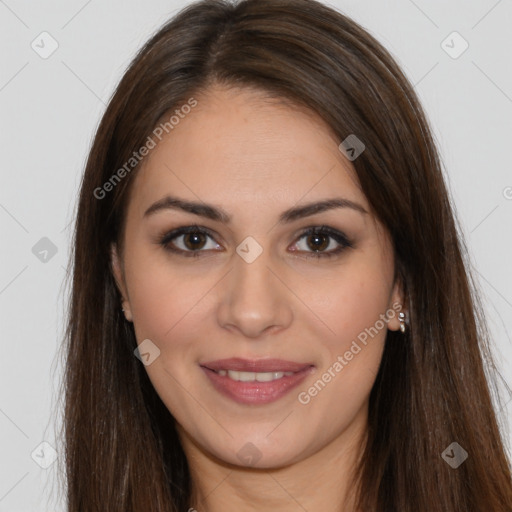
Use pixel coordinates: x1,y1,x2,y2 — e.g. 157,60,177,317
111,84,405,512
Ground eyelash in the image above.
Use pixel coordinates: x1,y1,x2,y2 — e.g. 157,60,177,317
157,224,353,259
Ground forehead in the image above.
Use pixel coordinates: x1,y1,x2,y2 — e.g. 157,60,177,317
127,85,368,219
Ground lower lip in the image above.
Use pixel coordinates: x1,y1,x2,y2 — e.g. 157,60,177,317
201,366,314,405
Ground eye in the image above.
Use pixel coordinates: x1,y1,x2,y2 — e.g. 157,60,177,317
157,224,353,259
290,225,353,259
158,225,221,257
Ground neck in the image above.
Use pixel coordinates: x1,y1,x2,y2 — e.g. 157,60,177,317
179,404,368,512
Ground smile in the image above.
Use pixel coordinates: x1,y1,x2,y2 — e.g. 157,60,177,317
214,370,295,381
200,359,315,405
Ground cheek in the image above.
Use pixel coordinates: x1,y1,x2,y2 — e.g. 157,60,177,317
124,254,209,413
298,264,391,406
308,263,392,347
124,248,210,343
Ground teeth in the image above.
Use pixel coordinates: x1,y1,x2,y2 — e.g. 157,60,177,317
216,370,295,381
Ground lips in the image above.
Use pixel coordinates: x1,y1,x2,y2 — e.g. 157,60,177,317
200,358,315,405
200,357,313,373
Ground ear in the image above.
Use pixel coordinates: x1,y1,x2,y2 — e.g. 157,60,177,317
386,276,406,332
110,243,133,322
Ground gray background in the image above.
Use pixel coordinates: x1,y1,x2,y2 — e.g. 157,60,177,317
0,0,511,510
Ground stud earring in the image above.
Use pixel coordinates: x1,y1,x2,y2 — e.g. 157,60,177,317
399,311,407,333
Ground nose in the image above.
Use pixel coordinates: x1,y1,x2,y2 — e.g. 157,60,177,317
216,243,293,339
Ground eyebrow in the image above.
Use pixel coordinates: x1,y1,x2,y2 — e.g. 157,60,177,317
143,195,368,223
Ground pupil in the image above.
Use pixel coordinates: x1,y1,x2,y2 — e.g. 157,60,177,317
308,234,328,251
185,232,205,250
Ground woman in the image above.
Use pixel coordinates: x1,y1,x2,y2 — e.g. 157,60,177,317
61,0,512,510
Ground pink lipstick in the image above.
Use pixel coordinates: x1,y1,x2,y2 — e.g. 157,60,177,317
200,358,315,405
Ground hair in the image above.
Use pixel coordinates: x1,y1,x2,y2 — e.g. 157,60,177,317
59,0,512,510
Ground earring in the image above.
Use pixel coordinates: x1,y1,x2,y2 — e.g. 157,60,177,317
399,311,407,333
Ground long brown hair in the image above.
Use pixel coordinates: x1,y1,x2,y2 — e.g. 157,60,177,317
59,0,512,510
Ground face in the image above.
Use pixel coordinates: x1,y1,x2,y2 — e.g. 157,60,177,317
111,85,403,469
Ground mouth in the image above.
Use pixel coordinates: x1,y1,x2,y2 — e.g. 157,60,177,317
200,358,315,405
209,369,297,382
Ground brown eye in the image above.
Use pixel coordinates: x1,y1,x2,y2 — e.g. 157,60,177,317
159,225,222,257
306,233,330,252
291,226,353,259
183,232,208,250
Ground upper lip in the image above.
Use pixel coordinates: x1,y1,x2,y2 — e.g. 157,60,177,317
200,358,314,373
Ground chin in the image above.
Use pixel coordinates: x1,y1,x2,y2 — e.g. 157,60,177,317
203,432,307,469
